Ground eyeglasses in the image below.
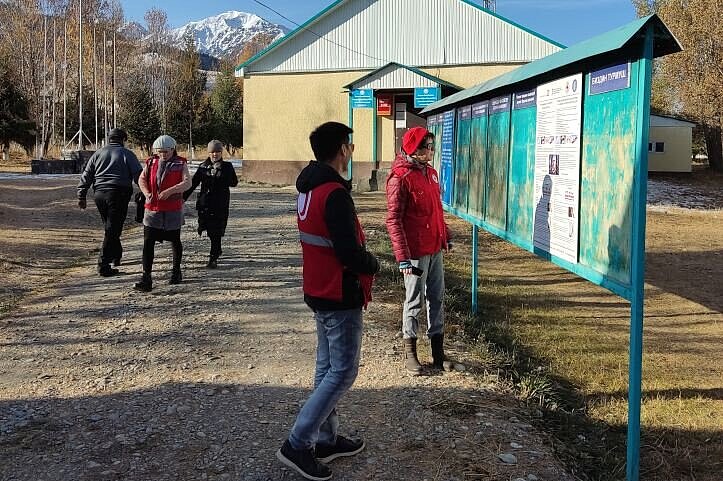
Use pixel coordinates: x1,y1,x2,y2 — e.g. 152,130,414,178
156,149,171,154
423,143,435,150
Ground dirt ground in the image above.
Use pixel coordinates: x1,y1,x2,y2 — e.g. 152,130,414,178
0,176,570,481
0,169,721,481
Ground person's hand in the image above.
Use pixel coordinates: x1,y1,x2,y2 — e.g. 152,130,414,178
158,189,171,200
399,260,414,275
78,199,86,210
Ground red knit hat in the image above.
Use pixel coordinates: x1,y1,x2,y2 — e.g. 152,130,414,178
402,126,431,155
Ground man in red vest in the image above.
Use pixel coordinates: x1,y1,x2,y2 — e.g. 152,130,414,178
386,126,454,375
276,122,379,481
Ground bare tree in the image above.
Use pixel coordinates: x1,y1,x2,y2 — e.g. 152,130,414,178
632,0,723,171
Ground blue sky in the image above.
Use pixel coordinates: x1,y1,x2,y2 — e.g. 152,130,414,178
120,0,638,47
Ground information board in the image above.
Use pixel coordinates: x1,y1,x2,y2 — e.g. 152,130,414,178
533,74,583,264
439,110,455,205
454,106,473,213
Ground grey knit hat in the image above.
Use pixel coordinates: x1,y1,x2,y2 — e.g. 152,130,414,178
152,135,176,150
207,140,223,153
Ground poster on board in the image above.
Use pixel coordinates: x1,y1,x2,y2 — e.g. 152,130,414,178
533,73,583,263
440,110,456,205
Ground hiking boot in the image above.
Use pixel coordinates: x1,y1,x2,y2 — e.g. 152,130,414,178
403,338,422,375
112,258,121,267
98,265,120,277
315,435,365,463
276,439,332,481
169,270,182,284
430,334,454,372
206,258,218,269
133,274,152,292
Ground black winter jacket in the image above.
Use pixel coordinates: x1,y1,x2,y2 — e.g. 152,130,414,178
296,161,379,311
183,158,238,236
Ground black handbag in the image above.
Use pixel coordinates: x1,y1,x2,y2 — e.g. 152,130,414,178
134,192,145,223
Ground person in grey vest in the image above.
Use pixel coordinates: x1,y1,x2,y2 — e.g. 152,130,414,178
78,128,142,277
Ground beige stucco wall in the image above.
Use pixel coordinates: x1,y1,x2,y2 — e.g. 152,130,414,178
648,126,692,172
422,63,523,89
243,71,367,162
243,64,523,166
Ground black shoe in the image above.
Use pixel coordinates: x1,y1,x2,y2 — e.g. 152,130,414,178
315,435,365,463
169,270,182,284
206,258,217,269
276,439,332,481
133,275,152,292
112,258,121,267
99,266,120,277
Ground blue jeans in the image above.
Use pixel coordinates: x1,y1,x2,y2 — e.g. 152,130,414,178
289,308,363,450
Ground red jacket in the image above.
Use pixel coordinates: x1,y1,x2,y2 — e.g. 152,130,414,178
144,155,187,212
386,153,450,261
298,180,374,308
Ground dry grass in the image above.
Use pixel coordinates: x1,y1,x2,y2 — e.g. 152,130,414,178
355,176,723,481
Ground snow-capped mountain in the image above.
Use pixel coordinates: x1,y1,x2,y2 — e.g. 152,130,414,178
120,21,148,40
168,11,288,59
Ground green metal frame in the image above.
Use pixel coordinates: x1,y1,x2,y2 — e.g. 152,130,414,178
428,16,680,481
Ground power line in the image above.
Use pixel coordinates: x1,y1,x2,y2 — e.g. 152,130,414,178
252,0,390,64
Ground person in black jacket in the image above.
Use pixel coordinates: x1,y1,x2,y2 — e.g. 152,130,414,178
183,140,238,268
77,128,142,277
276,122,379,481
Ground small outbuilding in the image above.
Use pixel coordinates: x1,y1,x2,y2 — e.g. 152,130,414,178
648,114,695,173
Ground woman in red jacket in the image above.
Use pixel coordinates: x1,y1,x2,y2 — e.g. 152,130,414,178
134,135,192,292
386,126,453,375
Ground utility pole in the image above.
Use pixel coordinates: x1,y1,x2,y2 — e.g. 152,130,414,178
63,21,67,147
77,0,84,151
103,30,108,144
113,31,117,128
93,27,98,148
40,16,48,158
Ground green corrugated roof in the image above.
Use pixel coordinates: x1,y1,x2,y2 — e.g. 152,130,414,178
236,0,565,73
342,62,463,90
422,14,682,114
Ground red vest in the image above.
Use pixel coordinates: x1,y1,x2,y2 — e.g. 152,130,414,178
144,155,187,212
297,182,373,307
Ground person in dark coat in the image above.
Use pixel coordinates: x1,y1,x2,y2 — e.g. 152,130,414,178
77,128,142,277
183,140,238,268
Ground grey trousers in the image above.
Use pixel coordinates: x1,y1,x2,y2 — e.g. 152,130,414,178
402,250,445,339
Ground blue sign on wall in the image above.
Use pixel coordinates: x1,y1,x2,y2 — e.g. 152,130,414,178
589,63,631,95
351,89,374,108
440,110,456,205
415,87,441,108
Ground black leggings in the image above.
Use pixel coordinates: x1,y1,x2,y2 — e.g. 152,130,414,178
209,233,222,259
142,227,182,275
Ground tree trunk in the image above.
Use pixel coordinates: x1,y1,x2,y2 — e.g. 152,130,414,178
703,123,723,172
2,142,9,162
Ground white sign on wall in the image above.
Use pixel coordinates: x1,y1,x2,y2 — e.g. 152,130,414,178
533,73,583,264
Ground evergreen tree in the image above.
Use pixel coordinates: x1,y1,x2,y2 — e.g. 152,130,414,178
117,81,161,155
209,62,243,155
166,31,205,155
0,55,36,159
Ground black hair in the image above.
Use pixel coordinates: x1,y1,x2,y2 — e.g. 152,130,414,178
309,122,353,163
108,128,128,143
